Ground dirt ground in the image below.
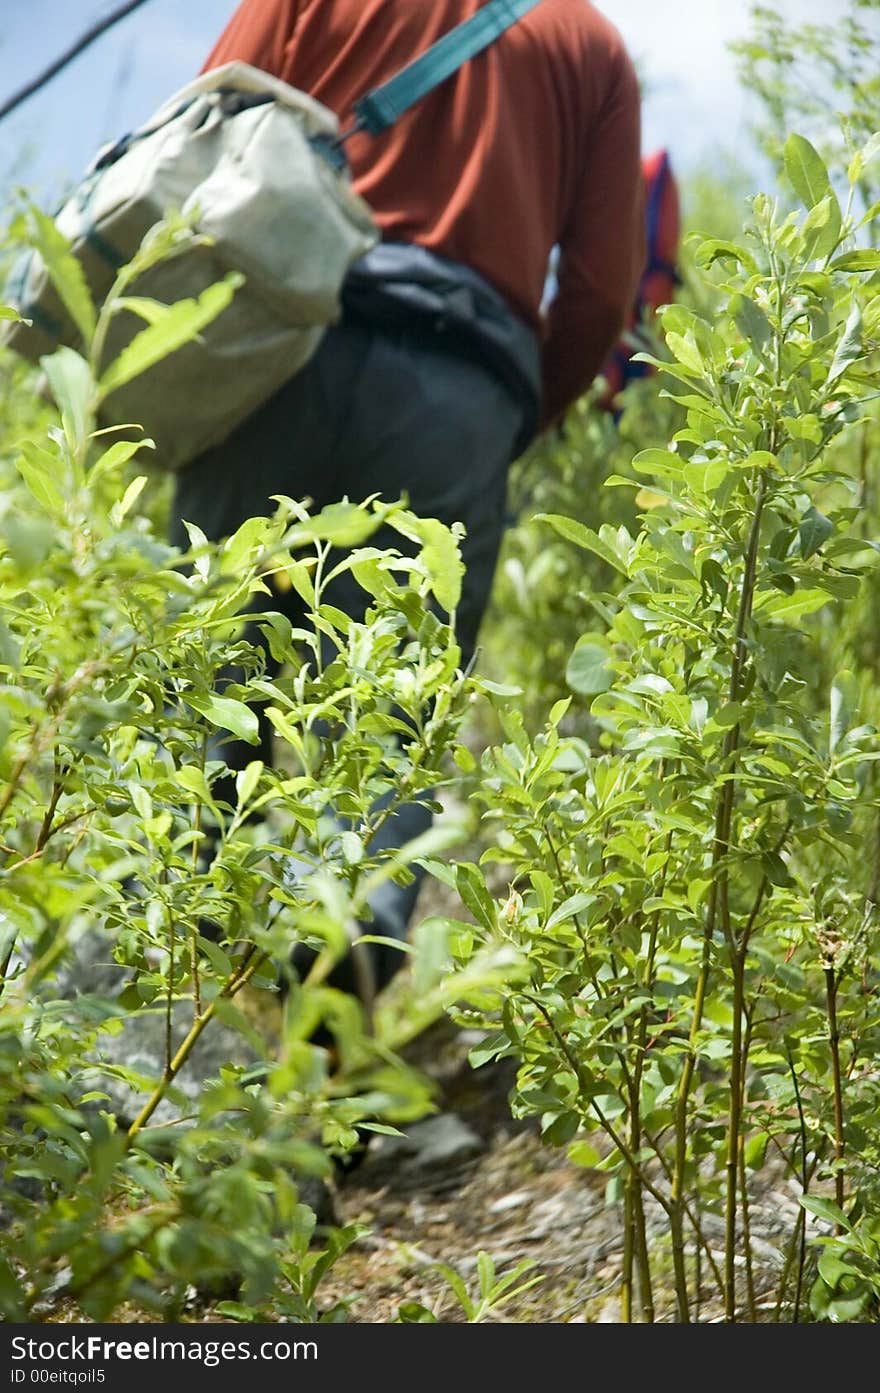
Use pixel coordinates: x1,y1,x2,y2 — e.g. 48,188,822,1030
316,1017,806,1324
320,1023,628,1323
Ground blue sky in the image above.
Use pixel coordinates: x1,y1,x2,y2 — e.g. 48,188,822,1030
0,0,859,209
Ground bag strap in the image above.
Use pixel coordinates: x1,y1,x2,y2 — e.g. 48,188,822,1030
352,0,544,137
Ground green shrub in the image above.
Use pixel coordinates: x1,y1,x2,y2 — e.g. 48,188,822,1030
0,214,515,1320
446,134,880,1323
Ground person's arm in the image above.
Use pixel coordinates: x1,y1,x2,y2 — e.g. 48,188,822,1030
540,44,644,429
201,0,302,76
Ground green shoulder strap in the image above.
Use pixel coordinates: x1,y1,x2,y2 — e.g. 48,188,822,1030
353,0,544,136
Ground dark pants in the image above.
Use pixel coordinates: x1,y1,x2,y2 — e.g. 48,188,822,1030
171,316,524,987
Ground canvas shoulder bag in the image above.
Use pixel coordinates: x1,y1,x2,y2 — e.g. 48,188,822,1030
3,0,542,473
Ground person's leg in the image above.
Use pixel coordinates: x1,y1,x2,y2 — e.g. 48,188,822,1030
169,319,524,987
169,322,371,801
315,329,524,983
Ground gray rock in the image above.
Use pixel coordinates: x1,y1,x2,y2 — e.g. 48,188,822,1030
369,1113,483,1176
488,1189,533,1215
409,1114,483,1170
47,927,262,1129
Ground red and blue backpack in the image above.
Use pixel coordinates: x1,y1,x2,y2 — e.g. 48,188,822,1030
598,148,681,414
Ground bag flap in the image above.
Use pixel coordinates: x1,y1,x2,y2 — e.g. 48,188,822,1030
141,61,339,140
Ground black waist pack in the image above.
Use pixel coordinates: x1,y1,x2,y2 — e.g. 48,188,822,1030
343,242,542,457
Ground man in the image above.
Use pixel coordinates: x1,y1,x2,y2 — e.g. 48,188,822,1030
174,0,644,993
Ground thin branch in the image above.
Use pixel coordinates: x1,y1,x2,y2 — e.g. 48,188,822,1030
0,0,154,125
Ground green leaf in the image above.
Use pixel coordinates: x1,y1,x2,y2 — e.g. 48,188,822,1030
214,1302,260,1322
221,515,273,573
542,1111,580,1146
414,517,465,613
784,414,822,444
566,638,613,696
830,670,859,754
828,303,863,383
0,619,21,670
548,697,572,727
474,678,523,697
397,1302,439,1323
848,132,880,185
453,744,477,773
693,238,757,275
41,346,94,451
801,195,842,262
294,501,383,548
568,1140,602,1168
664,331,704,374
468,1030,512,1068
97,273,243,397
829,249,880,273
26,203,96,344
197,935,234,980
477,1251,495,1300
15,440,66,513
731,293,772,353
235,760,264,806
784,133,833,210
339,831,363,866
817,1251,861,1288
175,764,214,804
110,475,147,525
129,782,153,821
537,513,629,574
798,506,833,559
89,437,154,482
756,588,832,622
455,862,497,932
801,1195,852,1231
187,693,260,745
113,295,176,325
530,869,555,919
546,893,594,930
630,448,684,481
743,1133,770,1170
434,1262,473,1319
390,513,464,613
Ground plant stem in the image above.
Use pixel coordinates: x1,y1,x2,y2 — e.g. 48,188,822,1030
0,749,34,824
823,963,846,1221
621,1181,634,1323
0,763,72,994
642,1124,726,1297
633,1185,655,1323
127,943,265,1140
778,1051,812,1322
725,946,746,1322
738,1134,758,1322
791,1207,807,1324
61,1209,176,1308
165,895,175,1074
190,733,208,1017
672,466,770,1321
693,1202,702,1323
521,994,672,1218
627,828,668,1325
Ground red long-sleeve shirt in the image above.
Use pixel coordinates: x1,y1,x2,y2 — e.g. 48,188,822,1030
202,0,644,426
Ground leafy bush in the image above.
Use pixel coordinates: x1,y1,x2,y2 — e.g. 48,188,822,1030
4,59,880,1324
0,215,516,1320
447,134,880,1323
